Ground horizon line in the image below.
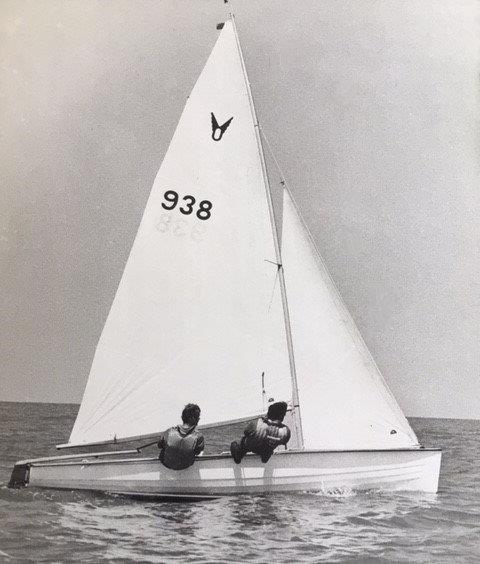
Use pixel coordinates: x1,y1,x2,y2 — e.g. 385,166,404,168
0,399,478,422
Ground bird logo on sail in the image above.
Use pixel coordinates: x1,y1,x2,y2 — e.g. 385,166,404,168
211,112,233,141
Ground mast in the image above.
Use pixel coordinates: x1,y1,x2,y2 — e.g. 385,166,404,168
230,15,304,449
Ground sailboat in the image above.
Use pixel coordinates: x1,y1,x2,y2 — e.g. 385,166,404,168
9,17,441,497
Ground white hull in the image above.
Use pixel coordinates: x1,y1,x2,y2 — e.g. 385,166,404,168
11,448,441,497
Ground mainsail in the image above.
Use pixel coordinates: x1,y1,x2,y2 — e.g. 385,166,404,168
281,190,418,449
68,22,292,446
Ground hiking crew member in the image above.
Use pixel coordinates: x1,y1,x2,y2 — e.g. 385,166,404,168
158,403,205,470
230,401,291,464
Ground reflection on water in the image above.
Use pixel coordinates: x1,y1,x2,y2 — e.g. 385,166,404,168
46,489,471,563
1,403,480,562
51,490,448,562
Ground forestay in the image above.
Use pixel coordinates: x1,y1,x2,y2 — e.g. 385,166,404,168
68,22,292,446
281,190,419,449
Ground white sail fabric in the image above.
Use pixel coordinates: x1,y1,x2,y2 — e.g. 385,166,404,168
69,22,292,446
281,190,418,449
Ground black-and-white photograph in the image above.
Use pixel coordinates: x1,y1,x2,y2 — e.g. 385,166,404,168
1,0,479,561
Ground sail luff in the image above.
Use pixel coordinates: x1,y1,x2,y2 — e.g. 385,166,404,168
230,15,304,448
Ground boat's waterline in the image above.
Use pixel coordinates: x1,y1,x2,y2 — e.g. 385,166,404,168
10,448,442,497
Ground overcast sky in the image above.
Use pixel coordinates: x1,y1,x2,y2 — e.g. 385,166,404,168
1,0,479,418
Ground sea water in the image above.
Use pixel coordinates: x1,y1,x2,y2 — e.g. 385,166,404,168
0,402,479,563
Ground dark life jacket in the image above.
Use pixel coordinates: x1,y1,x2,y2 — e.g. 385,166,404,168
243,417,290,455
158,424,205,470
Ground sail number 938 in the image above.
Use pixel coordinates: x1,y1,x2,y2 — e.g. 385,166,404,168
161,190,212,221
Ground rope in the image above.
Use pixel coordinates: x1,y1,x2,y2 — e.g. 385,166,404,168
259,125,289,188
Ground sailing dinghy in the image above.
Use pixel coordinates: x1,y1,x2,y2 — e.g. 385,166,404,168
10,18,441,496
